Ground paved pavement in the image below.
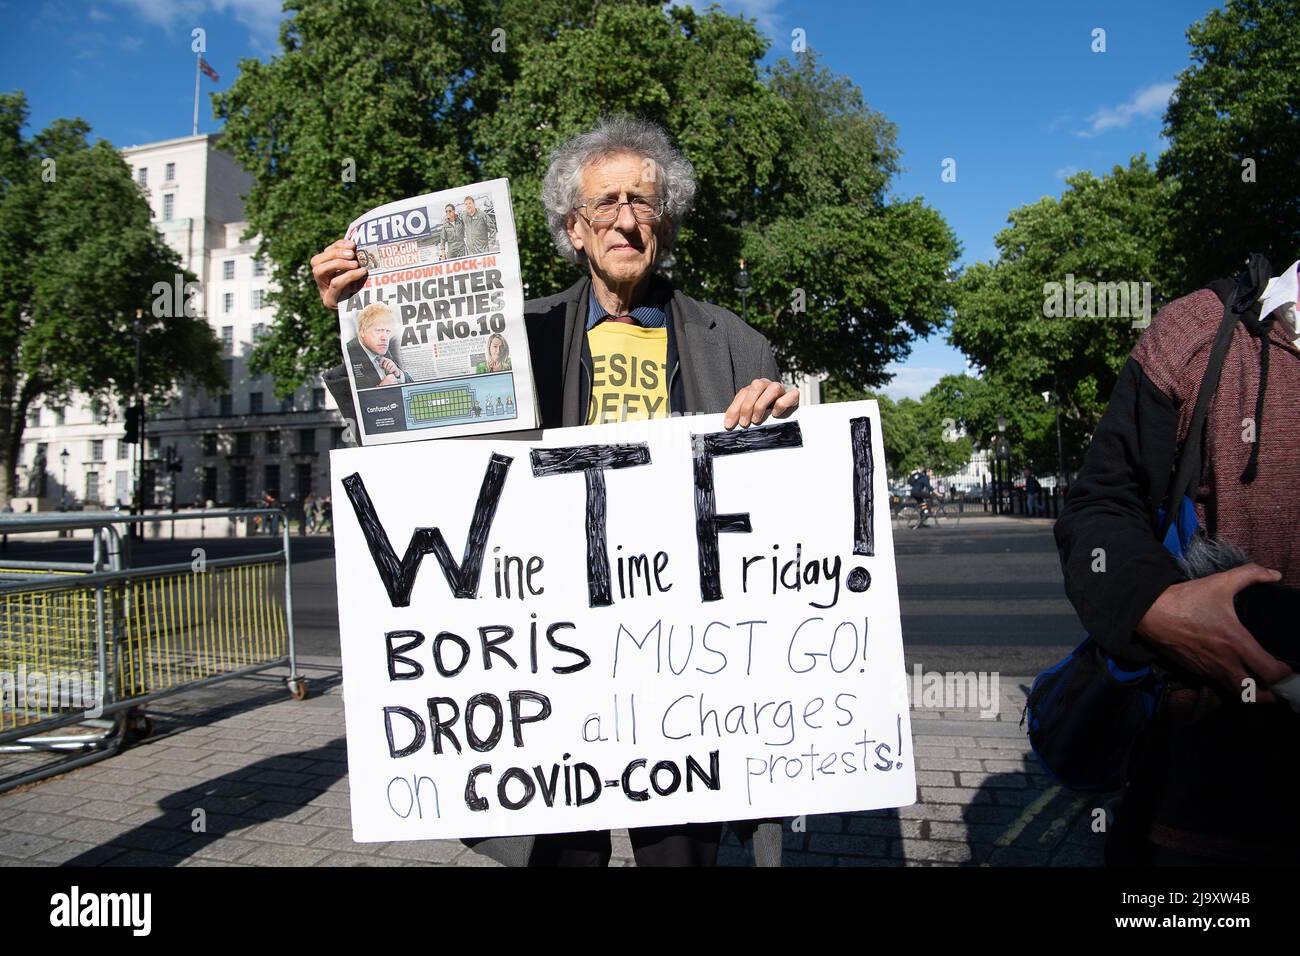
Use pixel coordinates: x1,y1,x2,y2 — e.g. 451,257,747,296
0,653,1108,867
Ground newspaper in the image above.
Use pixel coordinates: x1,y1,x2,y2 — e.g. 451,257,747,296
336,179,538,445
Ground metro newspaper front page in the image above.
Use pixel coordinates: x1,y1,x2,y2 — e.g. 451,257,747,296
337,179,539,445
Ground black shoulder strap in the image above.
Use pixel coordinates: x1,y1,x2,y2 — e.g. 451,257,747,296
1159,288,1242,539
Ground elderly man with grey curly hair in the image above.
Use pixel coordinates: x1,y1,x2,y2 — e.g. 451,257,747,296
315,116,795,867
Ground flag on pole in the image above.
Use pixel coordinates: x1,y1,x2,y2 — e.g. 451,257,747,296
199,57,219,82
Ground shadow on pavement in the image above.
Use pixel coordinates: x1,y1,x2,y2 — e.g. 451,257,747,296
961,753,1105,866
143,667,343,743
63,737,348,867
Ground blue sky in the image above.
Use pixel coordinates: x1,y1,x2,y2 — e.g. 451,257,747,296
1,0,1219,398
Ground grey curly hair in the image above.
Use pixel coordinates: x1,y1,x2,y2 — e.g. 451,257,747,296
541,116,697,266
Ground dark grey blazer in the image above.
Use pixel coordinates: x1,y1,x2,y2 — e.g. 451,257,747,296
324,274,786,866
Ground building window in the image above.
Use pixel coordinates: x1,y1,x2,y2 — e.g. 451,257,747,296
221,326,233,350
295,462,312,499
90,439,104,461
331,427,348,449
202,466,218,503
202,433,217,456
298,429,316,453
147,436,160,459
280,393,294,413
26,408,39,427
165,162,176,181
252,289,266,309
116,439,128,460
86,472,100,504
223,260,235,281
54,407,65,426
223,293,233,314
252,323,265,341
230,465,248,505
249,392,263,414
222,359,234,386
263,464,280,500
312,388,326,410
235,432,252,455
136,167,147,186
265,430,280,454
219,394,233,417
162,193,174,221
253,258,266,277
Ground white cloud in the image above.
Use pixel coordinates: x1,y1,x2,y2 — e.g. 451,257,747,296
108,0,204,29
108,0,284,54
880,365,950,401
681,0,783,39
1077,81,1175,138
1055,164,1080,180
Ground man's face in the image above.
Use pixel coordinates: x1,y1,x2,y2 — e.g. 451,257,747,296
361,314,394,354
567,152,661,287
445,206,456,222
465,197,478,216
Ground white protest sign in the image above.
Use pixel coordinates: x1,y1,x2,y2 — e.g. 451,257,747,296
330,400,914,842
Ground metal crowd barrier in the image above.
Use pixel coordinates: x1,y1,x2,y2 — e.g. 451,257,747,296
0,509,304,793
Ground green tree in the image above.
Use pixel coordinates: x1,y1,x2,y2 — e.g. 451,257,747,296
215,0,958,393
0,93,223,505
923,373,1058,474
823,378,972,480
950,157,1175,473
742,56,959,386
1159,0,1300,290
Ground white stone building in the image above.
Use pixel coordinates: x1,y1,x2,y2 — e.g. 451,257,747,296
17,133,343,511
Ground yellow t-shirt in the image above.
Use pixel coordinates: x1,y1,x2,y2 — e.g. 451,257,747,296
585,322,670,425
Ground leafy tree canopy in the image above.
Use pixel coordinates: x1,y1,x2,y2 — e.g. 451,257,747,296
0,92,223,502
214,0,959,393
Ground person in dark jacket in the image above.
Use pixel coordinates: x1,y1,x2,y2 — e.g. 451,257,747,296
311,116,796,867
1054,258,1300,865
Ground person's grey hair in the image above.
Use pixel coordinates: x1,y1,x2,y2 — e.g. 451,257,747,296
541,116,696,266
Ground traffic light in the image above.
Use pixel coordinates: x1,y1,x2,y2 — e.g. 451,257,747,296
124,404,142,445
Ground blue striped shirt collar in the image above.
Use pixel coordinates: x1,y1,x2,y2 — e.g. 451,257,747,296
586,287,670,331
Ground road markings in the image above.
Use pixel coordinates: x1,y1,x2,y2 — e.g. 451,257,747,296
994,784,1060,847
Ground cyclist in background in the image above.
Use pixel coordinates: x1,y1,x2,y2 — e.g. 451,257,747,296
908,468,933,527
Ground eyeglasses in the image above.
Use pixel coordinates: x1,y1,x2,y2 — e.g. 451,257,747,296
575,196,666,223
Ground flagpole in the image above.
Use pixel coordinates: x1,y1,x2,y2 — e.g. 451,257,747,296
192,52,201,136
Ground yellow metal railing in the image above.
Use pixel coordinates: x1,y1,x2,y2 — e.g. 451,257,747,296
0,561,288,731
118,561,289,699
0,575,106,732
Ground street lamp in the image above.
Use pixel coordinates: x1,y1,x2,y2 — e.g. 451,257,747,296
993,416,1009,515
131,308,146,539
734,258,751,325
59,448,69,510
1043,388,1066,513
